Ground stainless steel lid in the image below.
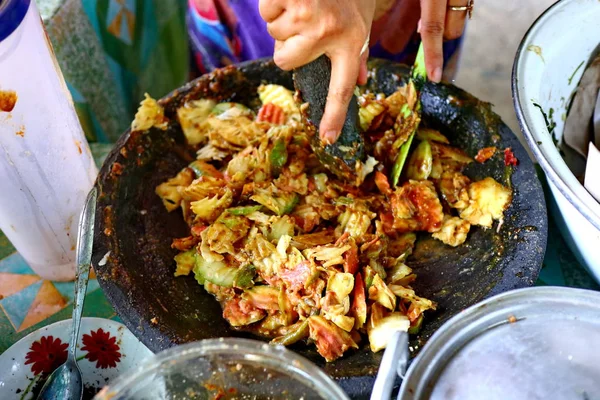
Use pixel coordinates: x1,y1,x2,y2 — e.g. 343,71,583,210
398,287,600,400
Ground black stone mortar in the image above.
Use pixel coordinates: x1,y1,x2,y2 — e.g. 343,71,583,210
91,59,548,399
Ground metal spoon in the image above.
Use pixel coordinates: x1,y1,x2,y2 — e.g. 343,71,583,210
593,89,600,147
36,187,98,400
370,330,409,400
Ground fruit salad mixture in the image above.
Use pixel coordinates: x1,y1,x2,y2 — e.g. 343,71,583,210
139,81,512,361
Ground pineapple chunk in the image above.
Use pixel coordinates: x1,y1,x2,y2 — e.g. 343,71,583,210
387,263,414,285
155,168,194,212
327,272,355,299
177,99,216,145
358,98,386,131
336,207,376,239
131,93,167,131
320,280,356,333
368,274,396,311
367,304,410,352
245,234,282,277
226,143,270,183
190,189,233,223
355,156,379,186
182,175,227,202
268,215,295,242
303,244,351,268
204,215,250,255
385,83,417,119
432,216,471,247
258,84,300,119
389,285,437,315
207,116,266,151
438,172,471,210
196,143,229,161
460,177,512,228
329,314,356,333
368,314,410,352
174,249,196,277
251,185,299,216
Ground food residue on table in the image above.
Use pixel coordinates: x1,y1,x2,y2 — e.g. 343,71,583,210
0,90,17,112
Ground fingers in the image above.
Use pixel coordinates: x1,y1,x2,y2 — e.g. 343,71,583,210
266,11,299,41
320,51,361,144
273,37,321,71
258,0,286,23
444,2,468,40
419,0,447,82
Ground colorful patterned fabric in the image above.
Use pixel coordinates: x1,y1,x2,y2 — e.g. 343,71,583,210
37,0,190,143
187,0,464,79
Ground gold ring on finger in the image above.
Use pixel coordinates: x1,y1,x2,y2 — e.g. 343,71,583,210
448,0,474,19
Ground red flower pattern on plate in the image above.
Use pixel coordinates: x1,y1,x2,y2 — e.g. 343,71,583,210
24,335,68,376
81,328,122,369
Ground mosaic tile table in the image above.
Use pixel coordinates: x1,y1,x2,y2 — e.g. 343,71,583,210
1,146,598,354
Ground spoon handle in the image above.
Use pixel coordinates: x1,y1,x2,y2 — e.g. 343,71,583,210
370,330,409,400
593,89,600,148
68,187,98,359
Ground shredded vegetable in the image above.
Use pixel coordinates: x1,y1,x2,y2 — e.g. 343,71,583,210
150,82,512,362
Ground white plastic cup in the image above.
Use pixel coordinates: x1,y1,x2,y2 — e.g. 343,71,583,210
0,0,98,281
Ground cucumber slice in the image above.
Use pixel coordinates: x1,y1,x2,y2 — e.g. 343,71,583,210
408,314,424,335
212,102,254,119
234,264,257,289
194,255,255,289
188,160,220,178
270,138,288,177
226,205,262,216
192,255,206,285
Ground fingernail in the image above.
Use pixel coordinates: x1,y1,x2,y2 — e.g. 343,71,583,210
417,20,422,33
322,130,338,144
432,67,442,83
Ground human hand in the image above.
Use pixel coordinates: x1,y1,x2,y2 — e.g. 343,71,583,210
259,0,376,144
418,0,471,82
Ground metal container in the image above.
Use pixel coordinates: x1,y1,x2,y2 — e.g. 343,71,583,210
398,286,600,400
512,0,600,280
